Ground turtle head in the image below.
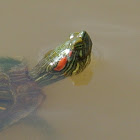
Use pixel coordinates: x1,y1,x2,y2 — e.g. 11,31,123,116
30,31,92,86
69,30,92,61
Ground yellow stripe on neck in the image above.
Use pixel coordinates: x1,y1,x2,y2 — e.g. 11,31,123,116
0,107,6,110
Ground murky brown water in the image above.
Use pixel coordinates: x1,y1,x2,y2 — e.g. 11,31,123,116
0,0,140,140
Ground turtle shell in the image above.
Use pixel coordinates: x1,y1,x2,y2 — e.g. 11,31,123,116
0,58,45,131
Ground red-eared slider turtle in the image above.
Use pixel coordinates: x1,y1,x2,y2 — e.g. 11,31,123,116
0,31,92,131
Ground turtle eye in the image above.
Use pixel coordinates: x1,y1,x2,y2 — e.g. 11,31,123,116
72,38,83,49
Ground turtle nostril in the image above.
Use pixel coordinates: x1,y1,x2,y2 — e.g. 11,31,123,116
69,32,79,39
78,31,86,39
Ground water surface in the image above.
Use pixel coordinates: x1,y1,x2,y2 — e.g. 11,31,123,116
0,0,140,140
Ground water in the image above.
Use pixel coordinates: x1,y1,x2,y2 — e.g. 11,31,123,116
0,0,140,140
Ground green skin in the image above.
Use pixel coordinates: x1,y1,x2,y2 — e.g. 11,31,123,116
0,31,92,131
30,31,92,86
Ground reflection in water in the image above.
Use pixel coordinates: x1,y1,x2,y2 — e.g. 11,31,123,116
71,54,95,86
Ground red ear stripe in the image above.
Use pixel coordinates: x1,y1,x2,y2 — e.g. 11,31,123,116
54,57,67,71
69,51,72,57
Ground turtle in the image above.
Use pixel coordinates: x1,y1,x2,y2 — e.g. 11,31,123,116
0,30,92,131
